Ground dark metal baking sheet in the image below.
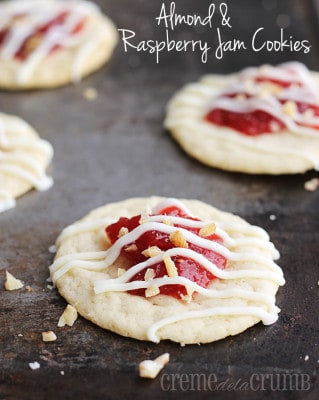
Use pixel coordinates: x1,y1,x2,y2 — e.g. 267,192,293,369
0,0,318,399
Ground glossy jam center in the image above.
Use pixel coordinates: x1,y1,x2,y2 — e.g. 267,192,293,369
106,206,227,299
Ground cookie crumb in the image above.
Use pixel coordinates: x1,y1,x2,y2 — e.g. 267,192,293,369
47,284,54,290
58,304,78,327
26,285,34,292
139,353,170,379
269,214,277,221
60,370,65,376
4,271,24,291
82,87,98,101
29,361,40,370
304,178,319,192
304,355,309,361
42,331,57,342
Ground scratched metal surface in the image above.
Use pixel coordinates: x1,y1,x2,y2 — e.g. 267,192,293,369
0,0,318,399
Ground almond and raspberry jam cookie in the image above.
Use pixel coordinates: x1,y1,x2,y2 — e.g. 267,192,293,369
165,62,319,174
0,0,118,89
49,197,284,344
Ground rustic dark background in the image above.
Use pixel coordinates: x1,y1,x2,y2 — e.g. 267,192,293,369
0,0,318,399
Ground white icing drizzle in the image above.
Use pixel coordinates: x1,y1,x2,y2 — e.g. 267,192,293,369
49,199,285,341
0,0,100,83
206,62,319,136
0,114,53,213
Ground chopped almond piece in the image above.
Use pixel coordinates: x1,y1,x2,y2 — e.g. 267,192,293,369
118,227,129,238
163,254,178,277
282,100,297,117
144,268,155,281
186,285,195,297
139,353,170,379
169,230,188,248
58,305,78,327
142,246,162,258
42,331,57,342
117,268,125,277
162,218,173,226
199,223,216,237
139,210,150,224
4,271,24,291
145,285,160,298
124,244,138,253
26,285,34,292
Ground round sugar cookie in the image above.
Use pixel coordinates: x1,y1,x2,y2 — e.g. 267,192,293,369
165,62,319,174
0,0,118,90
49,197,285,345
0,112,53,213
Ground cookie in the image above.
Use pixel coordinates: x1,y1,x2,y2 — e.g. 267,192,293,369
0,112,53,213
165,62,319,174
49,197,285,344
0,0,118,89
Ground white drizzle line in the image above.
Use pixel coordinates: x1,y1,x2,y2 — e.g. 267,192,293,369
147,306,278,343
0,0,101,83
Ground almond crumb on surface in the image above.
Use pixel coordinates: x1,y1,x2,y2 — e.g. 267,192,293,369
4,271,24,291
58,305,78,327
82,87,98,101
163,253,178,277
139,353,170,379
142,246,162,258
29,361,40,370
169,230,188,248
145,285,160,298
144,268,155,281
199,223,216,237
304,177,319,192
42,331,57,342
26,285,33,292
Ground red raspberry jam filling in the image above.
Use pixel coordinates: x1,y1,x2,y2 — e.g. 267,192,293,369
106,206,227,299
205,65,319,135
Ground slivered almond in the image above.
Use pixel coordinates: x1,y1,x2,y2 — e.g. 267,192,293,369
169,230,188,248
145,285,160,298
142,246,162,258
118,227,129,238
163,254,178,277
144,268,155,281
199,223,216,237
